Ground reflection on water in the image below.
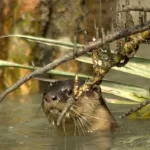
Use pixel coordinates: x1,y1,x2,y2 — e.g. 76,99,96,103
0,94,150,150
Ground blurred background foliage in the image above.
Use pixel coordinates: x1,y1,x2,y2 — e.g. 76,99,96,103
0,0,117,94
0,0,41,94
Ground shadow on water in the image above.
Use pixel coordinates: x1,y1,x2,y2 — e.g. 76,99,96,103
0,94,150,150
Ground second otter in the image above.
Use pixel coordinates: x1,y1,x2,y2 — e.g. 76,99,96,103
42,79,118,134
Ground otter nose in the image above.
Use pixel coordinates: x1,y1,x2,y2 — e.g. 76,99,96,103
44,93,59,102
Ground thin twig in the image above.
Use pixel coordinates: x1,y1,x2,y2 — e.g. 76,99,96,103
118,5,150,12
57,96,75,126
120,100,150,118
1,20,150,102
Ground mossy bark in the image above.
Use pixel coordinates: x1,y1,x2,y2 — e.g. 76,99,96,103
41,0,117,75
0,0,117,95
0,0,41,95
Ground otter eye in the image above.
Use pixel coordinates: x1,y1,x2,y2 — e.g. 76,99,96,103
66,89,72,96
92,85,100,93
52,95,57,101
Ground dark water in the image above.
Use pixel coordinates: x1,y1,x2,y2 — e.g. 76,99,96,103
0,94,150,150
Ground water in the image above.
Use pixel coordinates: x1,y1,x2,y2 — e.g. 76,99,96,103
0,94,150,150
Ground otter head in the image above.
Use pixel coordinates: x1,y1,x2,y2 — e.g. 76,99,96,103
42,79,117,133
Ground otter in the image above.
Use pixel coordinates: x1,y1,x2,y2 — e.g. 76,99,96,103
42,79,117,134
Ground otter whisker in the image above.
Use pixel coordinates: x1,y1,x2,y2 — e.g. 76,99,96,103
69,115,77,136
71,116,82,136
71,108,89,129
78,116,88,132
79,115,93,127
71,103,95,114
79,115,101,134
42,79,117,133
81,112,112,122
57,96,75,126
62,119,67,136
78,116,92,133
76,118,85,135
82,113,102,120
70,108,93,133
75,118,81,136
77,112,96,129
70,106,97,123
71,108,101,134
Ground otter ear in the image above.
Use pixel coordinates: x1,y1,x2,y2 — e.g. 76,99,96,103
92,84,101,93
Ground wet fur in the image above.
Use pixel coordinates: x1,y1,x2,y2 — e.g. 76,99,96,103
42,79,117,134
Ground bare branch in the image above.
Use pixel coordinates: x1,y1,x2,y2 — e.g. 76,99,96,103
120,100,150,118
1,20,150,102
118,5,150,12
57,96,75,126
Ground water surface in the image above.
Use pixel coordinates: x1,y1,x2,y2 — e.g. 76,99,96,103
0,94,150,150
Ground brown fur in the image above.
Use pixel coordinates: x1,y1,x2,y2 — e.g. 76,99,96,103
42,80,118,134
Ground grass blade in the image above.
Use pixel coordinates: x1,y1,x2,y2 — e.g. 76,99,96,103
76,56,150,79
0,34,83,49
1,60,149,103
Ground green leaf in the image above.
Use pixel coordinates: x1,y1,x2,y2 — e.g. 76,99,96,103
102,80,150,102
128,104,150,119
105,98,138,104
1,60,149,103
0,34,83,49
0,60,88,78
76,56,150,79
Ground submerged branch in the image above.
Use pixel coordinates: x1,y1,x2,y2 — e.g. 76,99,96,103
1,20,150,102
120,99,150,118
